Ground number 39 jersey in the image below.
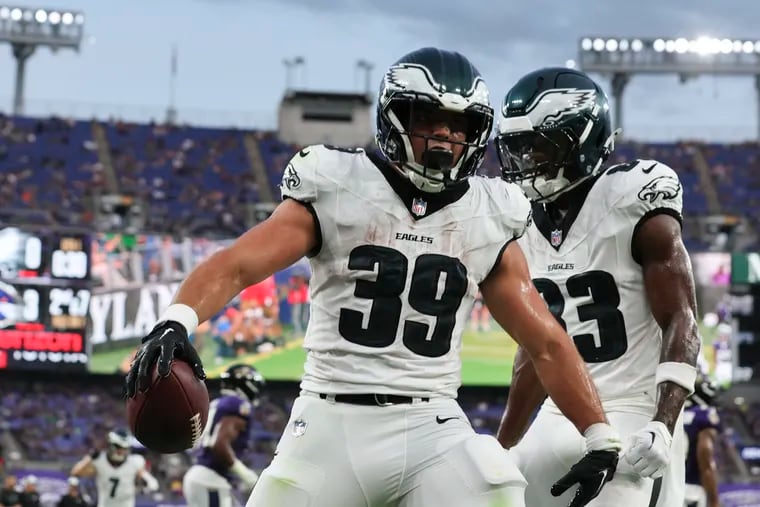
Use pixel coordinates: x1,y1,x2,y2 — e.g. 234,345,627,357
280,145,531,398
519,159,683,404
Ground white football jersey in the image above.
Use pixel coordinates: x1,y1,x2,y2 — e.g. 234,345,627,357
92,452,145,507
519,159,683,404
281,145,531,398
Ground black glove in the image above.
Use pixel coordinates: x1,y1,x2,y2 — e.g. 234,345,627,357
551,450,619,507
125,320,206,397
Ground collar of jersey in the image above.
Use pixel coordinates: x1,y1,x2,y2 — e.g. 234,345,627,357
367,151,470,220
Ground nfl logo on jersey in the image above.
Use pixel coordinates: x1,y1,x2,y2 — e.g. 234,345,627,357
551,229,563,247
411,198,427,216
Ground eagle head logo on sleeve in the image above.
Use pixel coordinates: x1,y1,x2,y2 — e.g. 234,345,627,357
637,175,682,204
282,163,301,191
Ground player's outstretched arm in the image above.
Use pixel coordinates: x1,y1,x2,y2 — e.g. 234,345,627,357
213,416,259,490
70,454,96,478
625,213,700,478
496,345,546,448
126,199,317,396
482,241,620,507
137,466,159,492
697,428,720,507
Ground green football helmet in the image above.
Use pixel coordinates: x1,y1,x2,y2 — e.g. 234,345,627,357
495,67,619,202
376,47,494,193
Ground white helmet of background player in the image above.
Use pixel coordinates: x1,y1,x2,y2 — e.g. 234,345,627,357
107,428,131,464
220,364,266,407
375,47,494,193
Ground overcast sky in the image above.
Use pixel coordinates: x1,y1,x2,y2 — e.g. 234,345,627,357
0,0,759,141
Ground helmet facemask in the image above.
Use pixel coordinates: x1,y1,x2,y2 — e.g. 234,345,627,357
106,430,131,464
377,93,493,193
497,116,618,203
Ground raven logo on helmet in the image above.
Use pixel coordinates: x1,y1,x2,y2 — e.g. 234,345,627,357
637,176,681,204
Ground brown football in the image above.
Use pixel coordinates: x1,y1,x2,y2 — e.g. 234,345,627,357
126,360,209,453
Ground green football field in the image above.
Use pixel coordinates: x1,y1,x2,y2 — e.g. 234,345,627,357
89,323,717,385
89,328,517,385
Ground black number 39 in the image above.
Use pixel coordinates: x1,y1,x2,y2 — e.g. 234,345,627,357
534,271,628,363
338,245,468,357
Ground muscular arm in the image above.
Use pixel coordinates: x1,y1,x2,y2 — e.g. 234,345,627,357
171,199,317,324
481,241,606,434
70,455,95,478
634,214,700,434
697,428,720,507
496,346,546,448
211,416,247,467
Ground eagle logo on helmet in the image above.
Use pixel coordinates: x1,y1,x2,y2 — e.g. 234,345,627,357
637,176,682,204
523,88,597,127
384,63,488,104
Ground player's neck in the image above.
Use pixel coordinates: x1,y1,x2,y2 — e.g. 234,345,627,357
547,176,597,214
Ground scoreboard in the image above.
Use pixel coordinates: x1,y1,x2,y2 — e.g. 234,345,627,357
0,226,90,371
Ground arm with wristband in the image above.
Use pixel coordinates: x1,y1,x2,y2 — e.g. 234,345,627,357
125,198,318,397
625,213,701,478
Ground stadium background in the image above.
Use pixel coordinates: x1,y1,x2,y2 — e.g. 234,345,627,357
1,2,760,506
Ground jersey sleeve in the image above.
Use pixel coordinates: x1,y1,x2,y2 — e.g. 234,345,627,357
470,178,533,283
619,160,683,226
613,160,684,264
502,182,533,241
279,146,322,203
279,145,327,256
130,454,146,470
699,406,721,432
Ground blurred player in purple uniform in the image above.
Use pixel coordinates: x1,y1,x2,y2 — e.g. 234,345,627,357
183,364,265,507
683,376,721,507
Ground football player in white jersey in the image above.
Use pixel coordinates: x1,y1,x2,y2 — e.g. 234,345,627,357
70,429,159,507
494,67,701,507
126,48,623,507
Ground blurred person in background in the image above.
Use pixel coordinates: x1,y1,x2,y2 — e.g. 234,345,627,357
183,364,264,507
683,376,721,507
287,271,309,336
0,475,20,507
713,323,733,387
57,477,90,507
70,429,158,507
18,476,38,507
469,290,491,333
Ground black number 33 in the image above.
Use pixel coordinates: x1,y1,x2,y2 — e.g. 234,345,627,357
338,245,468,357
534,271,628,363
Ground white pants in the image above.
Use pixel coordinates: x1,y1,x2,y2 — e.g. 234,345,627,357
246,392,527,507
183,465,235,507
512,401,685,507
683,484,706,507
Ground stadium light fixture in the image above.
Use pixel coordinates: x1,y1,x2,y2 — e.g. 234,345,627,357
579,34,760,140
581,36,760,55
0,4,85,114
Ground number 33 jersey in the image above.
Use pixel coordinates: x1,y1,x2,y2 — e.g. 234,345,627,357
519,159,684,403
280,145,531,398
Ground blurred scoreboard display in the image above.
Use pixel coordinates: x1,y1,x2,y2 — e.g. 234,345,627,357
0,226,90,371
730,253,760,376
